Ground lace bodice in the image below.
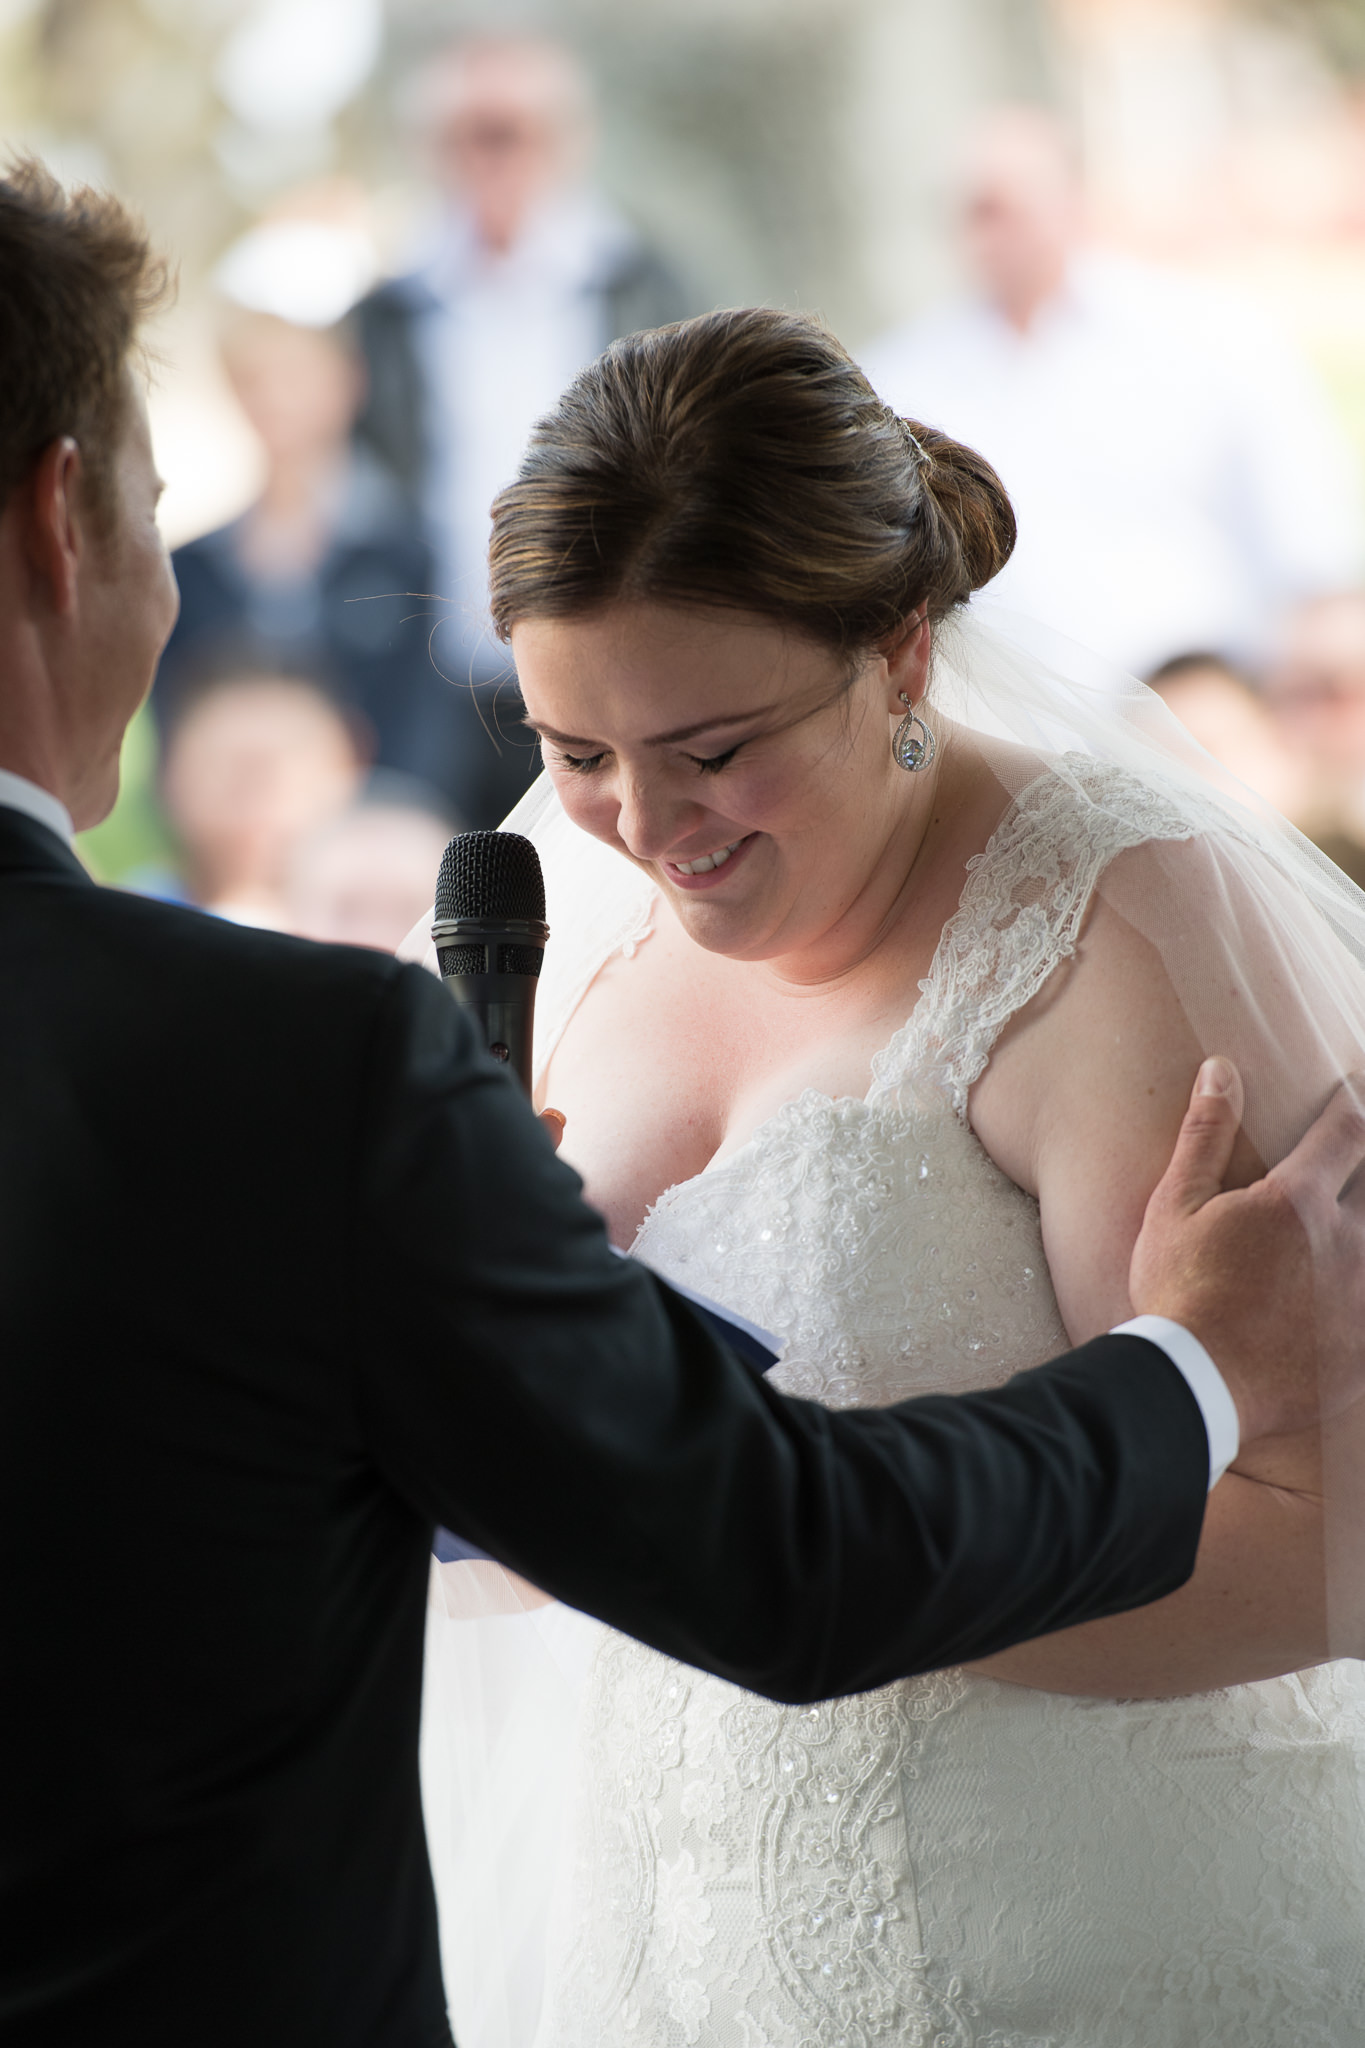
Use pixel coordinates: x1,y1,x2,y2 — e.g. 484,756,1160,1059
520,758,1365,2048
631,760,1206,1408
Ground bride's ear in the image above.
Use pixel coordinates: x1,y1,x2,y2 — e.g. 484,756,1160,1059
882,609,931,709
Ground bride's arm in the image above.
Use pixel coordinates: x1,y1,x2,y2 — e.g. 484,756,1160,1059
964,842,1349,1697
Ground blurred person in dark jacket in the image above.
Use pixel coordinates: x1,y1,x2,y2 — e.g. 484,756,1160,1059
154,308,463,814
352,33,688,827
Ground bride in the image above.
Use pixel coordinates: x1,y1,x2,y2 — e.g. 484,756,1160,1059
417,309,1365,2046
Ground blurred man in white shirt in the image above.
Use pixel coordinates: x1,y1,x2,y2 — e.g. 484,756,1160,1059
863,107,1364,677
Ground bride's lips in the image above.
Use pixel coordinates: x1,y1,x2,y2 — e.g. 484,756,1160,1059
659,833,757,891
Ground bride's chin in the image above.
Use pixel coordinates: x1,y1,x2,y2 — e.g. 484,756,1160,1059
671,899,783,962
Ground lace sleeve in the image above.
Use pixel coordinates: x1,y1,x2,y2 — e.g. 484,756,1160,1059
871,760,1209,1117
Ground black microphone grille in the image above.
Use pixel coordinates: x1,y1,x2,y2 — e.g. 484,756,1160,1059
435,831,546,924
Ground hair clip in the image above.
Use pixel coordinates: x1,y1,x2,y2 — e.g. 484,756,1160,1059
886,410,930,470
901,424,930,468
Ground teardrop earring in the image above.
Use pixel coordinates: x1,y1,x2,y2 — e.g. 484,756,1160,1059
892,692,936,773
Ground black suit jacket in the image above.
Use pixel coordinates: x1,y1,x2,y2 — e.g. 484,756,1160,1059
0,806,1209,2045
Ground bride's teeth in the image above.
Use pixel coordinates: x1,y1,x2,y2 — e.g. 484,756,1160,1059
673,840,739,876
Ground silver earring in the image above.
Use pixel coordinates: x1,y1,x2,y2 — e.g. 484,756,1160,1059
892,692,936,773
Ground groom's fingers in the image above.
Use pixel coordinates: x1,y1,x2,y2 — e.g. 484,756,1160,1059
1272,1074,1365,1214
1147,1056,1246,1220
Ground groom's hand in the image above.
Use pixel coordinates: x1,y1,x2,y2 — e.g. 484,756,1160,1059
1131,1057,1365,1444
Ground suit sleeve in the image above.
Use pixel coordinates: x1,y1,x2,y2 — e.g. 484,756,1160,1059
350,965,1210,1704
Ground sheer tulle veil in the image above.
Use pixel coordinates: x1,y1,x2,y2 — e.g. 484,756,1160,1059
408,598,1365,2047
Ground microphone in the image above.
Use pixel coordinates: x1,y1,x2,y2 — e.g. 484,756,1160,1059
431,831,549,1093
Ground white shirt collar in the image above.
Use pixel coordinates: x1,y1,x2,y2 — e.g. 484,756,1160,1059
422,189,631,302
0,769,75,845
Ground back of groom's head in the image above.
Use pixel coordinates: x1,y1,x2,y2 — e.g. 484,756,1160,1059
0,157,168,530
0,160,178,830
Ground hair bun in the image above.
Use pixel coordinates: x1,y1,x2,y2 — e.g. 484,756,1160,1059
907,421,1017,602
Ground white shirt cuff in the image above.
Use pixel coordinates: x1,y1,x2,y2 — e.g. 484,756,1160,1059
1110,1315,1241,1489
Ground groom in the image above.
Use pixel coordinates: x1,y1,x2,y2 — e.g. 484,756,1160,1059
4,162,1365,2047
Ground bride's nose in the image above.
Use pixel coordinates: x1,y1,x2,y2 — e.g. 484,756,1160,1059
613,765,708,862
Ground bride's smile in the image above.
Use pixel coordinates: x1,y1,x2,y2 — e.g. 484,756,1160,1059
661,832,751,883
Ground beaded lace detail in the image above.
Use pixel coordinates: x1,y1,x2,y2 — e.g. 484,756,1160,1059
531,759,1365,2048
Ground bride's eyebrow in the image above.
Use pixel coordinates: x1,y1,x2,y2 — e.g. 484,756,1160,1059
522,705,780,748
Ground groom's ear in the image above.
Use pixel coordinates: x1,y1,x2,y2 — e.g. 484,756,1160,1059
18,436,84,620
881,610,931,708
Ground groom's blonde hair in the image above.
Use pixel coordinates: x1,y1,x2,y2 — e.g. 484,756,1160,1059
488,307,1016,656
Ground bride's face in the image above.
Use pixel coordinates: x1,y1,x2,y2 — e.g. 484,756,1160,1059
513,601,928,964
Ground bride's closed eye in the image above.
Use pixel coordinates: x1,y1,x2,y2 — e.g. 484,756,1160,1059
689,745,742,775
551,744,744,775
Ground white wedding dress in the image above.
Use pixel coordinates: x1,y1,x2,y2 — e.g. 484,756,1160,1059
419,609,1365,2048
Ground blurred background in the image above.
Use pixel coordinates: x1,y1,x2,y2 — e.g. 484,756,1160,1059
8,0,1365,938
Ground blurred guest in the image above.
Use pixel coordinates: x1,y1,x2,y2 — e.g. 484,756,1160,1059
1148,651,1312,819
160,669,363,928
285,790,455,953
352,32,687,825
154,306,461,813
1265,591,1365,886
864,106,1363,677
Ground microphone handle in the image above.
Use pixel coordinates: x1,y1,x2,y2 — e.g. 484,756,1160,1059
439,969,539,1094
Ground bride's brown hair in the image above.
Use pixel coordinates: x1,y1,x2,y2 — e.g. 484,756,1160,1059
487,307,1015,652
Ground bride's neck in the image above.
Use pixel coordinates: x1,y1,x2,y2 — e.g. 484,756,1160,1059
757,733,1001,995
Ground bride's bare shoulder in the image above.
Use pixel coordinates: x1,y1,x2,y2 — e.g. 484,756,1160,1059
971,787,1365,1337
